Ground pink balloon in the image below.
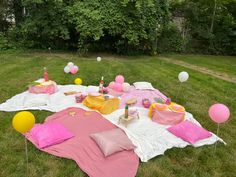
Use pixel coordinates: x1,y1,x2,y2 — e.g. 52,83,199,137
70,66,79,74
115,75,125,84
108,81,115,88
113,82,123,92
208,103,230,123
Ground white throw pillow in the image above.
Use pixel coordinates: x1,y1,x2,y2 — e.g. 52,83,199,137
24,93,50,107
133,82,155,90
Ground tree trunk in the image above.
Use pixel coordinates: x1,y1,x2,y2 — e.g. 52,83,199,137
210,0,217,33
13,0,23,26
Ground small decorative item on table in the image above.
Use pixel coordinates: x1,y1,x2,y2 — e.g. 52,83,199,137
75,93,87,103
118,106,139,127
165,98,171,105
154,97,164,104
142,98,151,108
104,95,109,100
125,98,137,107
64,91,78,96
103,87,108,94
129,109,139,119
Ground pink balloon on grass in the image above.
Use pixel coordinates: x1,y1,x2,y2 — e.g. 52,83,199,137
115,75,125,84
208,103,230,123
70,66,79,74
113,82,123,92
108,81,115,88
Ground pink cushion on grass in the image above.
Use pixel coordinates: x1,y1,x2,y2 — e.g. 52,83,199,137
29,122,74,149
90,128,136,157
167,120,212,144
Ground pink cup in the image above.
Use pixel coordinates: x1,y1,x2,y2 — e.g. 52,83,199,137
75,93,87,103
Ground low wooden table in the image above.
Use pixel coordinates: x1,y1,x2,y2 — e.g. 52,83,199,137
118,114,139,127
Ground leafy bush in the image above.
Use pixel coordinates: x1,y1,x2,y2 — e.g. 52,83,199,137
157,24,186,53
0,33,16,50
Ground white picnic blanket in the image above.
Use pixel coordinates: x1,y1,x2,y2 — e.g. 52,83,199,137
0,84,225,162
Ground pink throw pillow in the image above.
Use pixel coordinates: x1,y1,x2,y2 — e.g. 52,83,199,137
29,123,74,149
90,128,136,157
167,120,212,144
152,110,185,125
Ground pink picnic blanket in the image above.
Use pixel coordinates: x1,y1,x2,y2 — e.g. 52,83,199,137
25,107,139,177
119,86,167,108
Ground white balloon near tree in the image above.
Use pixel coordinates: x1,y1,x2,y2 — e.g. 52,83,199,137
178,71,189,82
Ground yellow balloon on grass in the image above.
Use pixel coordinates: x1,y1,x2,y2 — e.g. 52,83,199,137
12,111,35,133
74,78,83,85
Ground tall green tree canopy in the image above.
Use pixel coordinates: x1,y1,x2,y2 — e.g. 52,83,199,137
1,0,235,55
14,0,169,54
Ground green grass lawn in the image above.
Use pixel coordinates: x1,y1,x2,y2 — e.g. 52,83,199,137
0,51,235,177
163,54,236,78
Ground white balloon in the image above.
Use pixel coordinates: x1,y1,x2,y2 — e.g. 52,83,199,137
67,62,74,68
97,57,101,62
64,66,71,73
178,71,189,82
122,82,131,92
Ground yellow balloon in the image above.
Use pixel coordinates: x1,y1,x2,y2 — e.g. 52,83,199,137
12,111,35,133
74,78,83,85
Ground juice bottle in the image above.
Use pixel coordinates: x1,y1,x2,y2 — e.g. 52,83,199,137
98,76,104,94
125,105,129,118
44,67,49,82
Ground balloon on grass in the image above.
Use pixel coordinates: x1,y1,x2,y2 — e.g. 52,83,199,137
67,62,74,68
113,82,123,92
109,81,115,88
70,66,79,74
64,62,79,74
64,66,70,73
97,57,101,62
208,103,230,152
115,75,125,84
178,71,189,82
122,82,130,92
74,78,83,85
12,111,35,133
209,103,230,123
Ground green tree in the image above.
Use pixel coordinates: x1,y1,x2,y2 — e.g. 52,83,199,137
67,0,169,54
171,0,236,54
13,0,170,54
0,0,12,32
